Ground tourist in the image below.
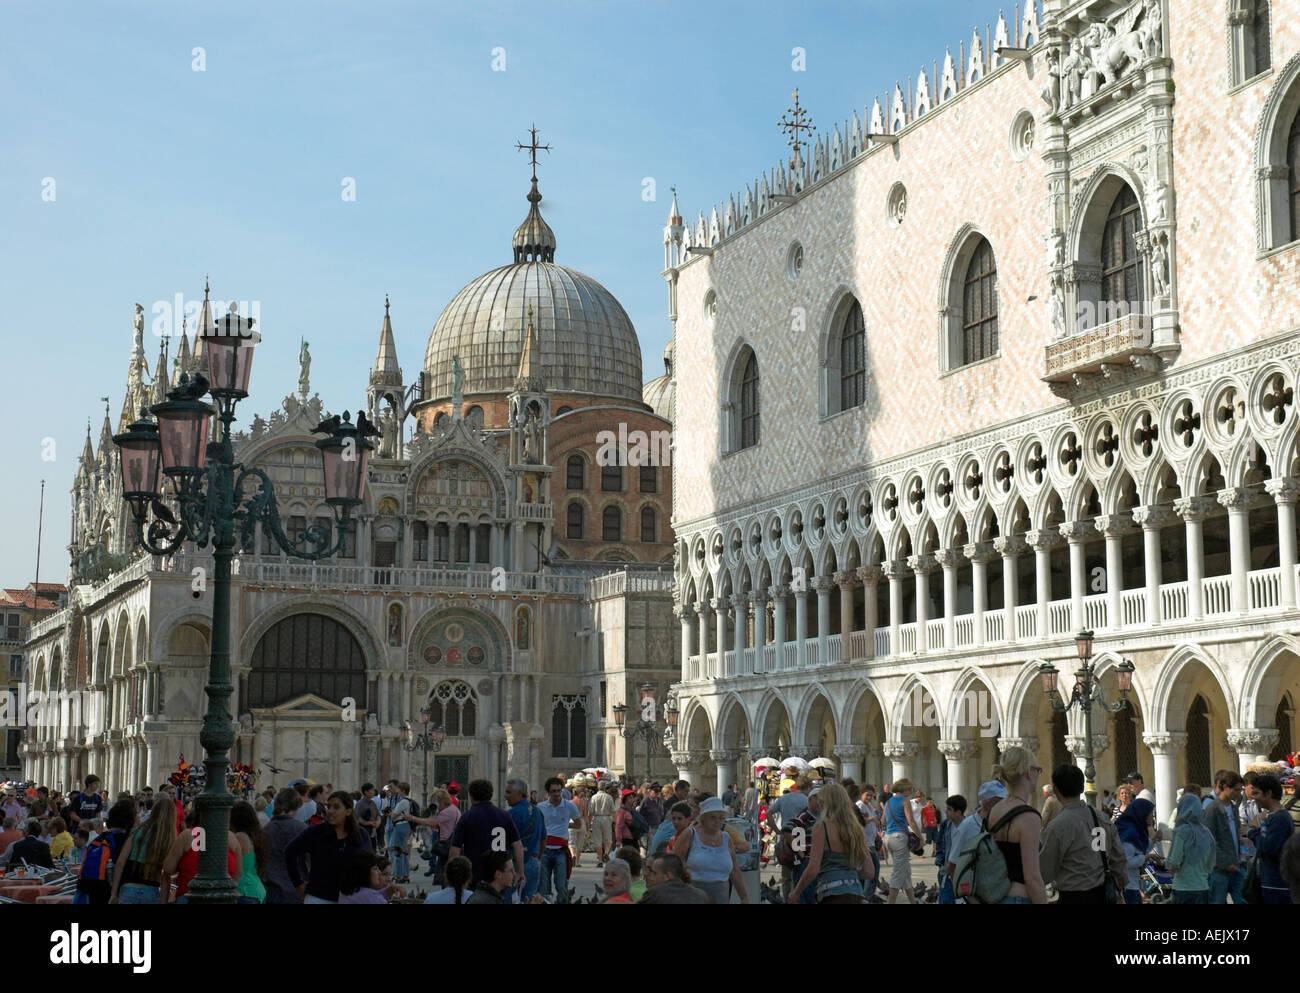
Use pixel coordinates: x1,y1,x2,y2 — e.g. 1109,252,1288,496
382,782,412,883
787,782,872,904
987,746,1047,904
1,792,20,822
110,798,177,904
46,816,74,861
921,795,940,851
947,781,1004,902
1112,784,1133,820
882,776,923,904
933,795,965,904
466,850,515,904
785,787,822,904
615,789,642,852
588,781,616,865
1167,790,1215,904
283,790,372,904
650,800,692,855
447,779,523,888
424,855,473,904
1240,771,1262,861
0,816,21,853
1280,832,1300,902
535,776,579,902
66,775,104,829
1249,772,1295,904
1038,764,1124,904
74,800,136,904
355,783,381,850
9,818,53,869
614,844,645,901
504,777,544,901
405,787,458,882
1115,796,1157,904
569,784,590,868
640,852,709,904
599,855,635,903
638,782,664,836
252,796,270,829
338,850,389,904
162,806,241,904
1205,769,1245,904
263,788,307,904
767,775,810,898
742,780,759,819
672,795,748,904
1040,782,1062,829
231,800,268,904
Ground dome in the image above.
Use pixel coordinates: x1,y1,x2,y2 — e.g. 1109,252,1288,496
424,175,644,404
424,263,644,404
643,373,673,421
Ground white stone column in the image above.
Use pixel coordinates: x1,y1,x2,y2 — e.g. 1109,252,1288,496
884,561,904,658
1095,514,1130,630
793,585,809,666
965,542,992,646
676,603,694,679
1226,728,1279,774
711,749,738,797
812,577,833,662
1219,487,1251,613
908,555,931,653
671,751,693,785
1059,521,1093,633
857,565,880,658
730,594,747,653
1267,478,1299,608
750,591,768,652
882,741,919,785
939,740,981,800
1175,496,1211,621
1133,506,1169,626
694,600,710,672
833,744,866,784
994,535,1024,643
712,596,728,659
835,571,856,660
769,585,789,657
1143,731,1187,844
1026,530,1060,640
936,549,959,649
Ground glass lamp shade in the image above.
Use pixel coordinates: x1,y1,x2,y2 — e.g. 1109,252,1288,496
1074,629,1095,662
612,703,628,729
152,394,213,476
419,706,431,725
431,726,446,746
401,721,412,747
113,415,161,518
665,700,679,727
316,415,373,507
204,308,260,397
1039,663,1060,695
1115,659,1135,693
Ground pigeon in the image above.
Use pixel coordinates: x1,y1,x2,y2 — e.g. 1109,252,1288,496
264,763,286,775
175,373,210,399
356,410,380,438
150,500,177,525
311,413,342,436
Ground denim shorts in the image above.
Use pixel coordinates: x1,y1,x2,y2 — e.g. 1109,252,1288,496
117,883,161,905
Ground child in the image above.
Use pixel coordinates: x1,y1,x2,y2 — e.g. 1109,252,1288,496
338,851,390,904
70,828,90,865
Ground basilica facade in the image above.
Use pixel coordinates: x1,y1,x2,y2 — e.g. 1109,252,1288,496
22,173,678,796
666,0,1300,827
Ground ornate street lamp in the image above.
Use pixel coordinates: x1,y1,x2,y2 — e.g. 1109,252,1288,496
1039,629,1135,808
401,704,446,812
614,683,668,783
113,301,371,904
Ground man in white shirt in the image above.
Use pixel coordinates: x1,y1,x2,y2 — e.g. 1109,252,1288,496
537,777,582,903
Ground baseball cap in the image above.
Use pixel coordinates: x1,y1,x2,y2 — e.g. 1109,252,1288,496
977,780,1007,803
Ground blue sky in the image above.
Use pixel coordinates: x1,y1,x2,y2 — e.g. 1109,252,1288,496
1,0,1026,583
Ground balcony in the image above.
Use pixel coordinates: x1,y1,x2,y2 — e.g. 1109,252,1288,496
1043,312,1154,385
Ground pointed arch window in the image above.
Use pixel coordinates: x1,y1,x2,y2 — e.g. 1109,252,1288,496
1290,109,1300,242
428,680,477,737
961,237,999,364
412,522,428,562
1187,695,1212,789
1101,186,1144,320
838,300,866,412
552,694,588,758
740,352,760,449
1231,0,1271,86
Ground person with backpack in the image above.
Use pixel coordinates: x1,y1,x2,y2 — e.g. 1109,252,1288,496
1038,764,1125,904
73,799,136,904
385,782,413,883
882,776,924,904
946,781,1004,903
982,746,1047,904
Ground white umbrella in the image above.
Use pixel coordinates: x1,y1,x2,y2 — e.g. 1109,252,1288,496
582,766,615,776
781,756,811,772
808,757,836,770
752,757,781,769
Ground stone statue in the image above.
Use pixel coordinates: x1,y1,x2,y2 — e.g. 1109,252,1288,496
298,339,311,397
1062,38,1086,108
1151,237,1169,299
451,354,465,417
1050,280,1066,341
133,303,145,349
1041,46,1062,114
523,408,543,464
1046,230,1065,269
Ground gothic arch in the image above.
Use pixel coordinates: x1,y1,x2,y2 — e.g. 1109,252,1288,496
937,222,999,370
889,673,941,741
1069,162,1149,262
238,596,382,674
404,445,509,517
151,609,215,669
717,692,751,750
1239,633,1300,727
946,666,1005,740
720,339,760,454
405,602,514,673
819,286,868,416
680,696,714,752
1150,643,1236,732
1254,51,1300,251
792,682,837,743
841,677,890,736
1007,658,1067,739
754,689,793,750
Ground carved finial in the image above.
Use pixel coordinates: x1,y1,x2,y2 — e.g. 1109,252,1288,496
204,275,210,299
385,293,390,315
778,88,816,166
515,123,552,180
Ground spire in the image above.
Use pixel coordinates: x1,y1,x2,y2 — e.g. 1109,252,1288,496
98,398,114,456
667,185,683,228
80,420,95,464
514,305,544,393
512,125,556,263
153,332,171,405
192,277,212,375
371,294,402,386
176,315,192,374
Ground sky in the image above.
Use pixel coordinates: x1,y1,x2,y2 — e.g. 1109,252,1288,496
1,0,1028,583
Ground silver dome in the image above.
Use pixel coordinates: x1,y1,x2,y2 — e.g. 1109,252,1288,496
424,261,644,403
643,373,673,421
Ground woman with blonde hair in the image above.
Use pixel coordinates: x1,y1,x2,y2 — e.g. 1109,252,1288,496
788,783,874,904
570,786,590,868
986,746,1047,904
882,777,923,903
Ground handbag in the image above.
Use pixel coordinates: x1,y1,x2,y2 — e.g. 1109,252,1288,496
1088,807,1119,904
1241,857,1263,904
888,798,923,855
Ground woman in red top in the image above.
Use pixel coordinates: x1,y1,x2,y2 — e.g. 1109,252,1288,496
161,807,240,903
921,797,940,852
615,790,639,849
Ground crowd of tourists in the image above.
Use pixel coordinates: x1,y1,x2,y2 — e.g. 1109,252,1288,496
1,753,1297,905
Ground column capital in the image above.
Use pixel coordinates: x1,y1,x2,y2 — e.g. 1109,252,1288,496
748,745,776,763
933,548,961,569
1066,733,1110,757
768,584,790,600
789,743,817,759
881,559,909,580
1141,730,1188,755
670,750,692,766
709,748,742,764
856,564,882,585
996,736,1040,754
674,602,695,620
906,554,933,576
1058,520,1094,543
962,541,995,563
833,569,858,588
1265,477,1300,505
748,590,767,606
1225,727,1279,755
937,739,982,761
832,743,867,760
810,576,835,593
1131,505,1172,530
1173,495,1216,521
881,741,921,759
1093,514,1135,537
1025,529,1063,551
693,599,711,616
710,596,728,612
1217,486,1252,511
729,593,747,610
684,749,710,765
993,534,1027,557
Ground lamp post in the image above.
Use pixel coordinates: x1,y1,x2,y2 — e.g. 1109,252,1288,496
401,705,446,812
1039,630,1135,808
113,302,372,904
613,683,674,783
